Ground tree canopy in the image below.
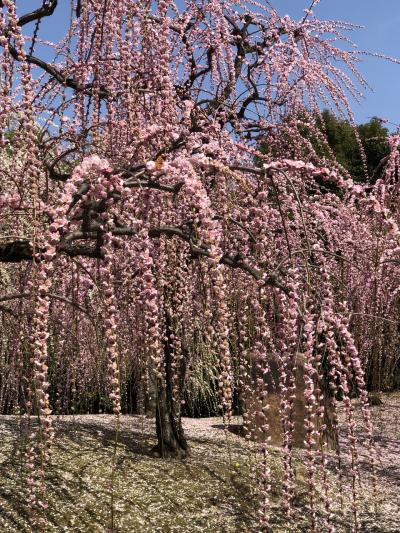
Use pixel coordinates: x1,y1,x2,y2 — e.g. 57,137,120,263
0,1,399,531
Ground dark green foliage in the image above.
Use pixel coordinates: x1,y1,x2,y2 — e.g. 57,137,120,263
259,110,390,185
317,110,390,182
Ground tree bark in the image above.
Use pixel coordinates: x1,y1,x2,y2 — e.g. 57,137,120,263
153,313,189,459
154,381,189,458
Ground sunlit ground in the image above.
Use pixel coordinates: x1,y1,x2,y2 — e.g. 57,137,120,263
0,395,398,532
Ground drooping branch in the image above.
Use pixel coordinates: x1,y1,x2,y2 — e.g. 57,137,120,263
0,239,101,262
0,240,33,262
6,44,109,97
0,224,287,293
2,5,286,124
0,303,18,317
0,291,90,317
148,226,288,293
17,0,58,27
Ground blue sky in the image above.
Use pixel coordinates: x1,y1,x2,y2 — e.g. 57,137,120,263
18,0,400,127
270,0,400,126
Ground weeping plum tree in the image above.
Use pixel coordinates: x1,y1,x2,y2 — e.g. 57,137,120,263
0,0,400,530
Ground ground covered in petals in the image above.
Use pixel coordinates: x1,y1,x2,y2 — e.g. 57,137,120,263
0,394,398,532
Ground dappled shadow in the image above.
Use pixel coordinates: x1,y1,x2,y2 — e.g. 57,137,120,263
0,414,157,458
53,415,156,457
0,400,398,532
0,432,110,531
210,423,245,437
0,415,160,532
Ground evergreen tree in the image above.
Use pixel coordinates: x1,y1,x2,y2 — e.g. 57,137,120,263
318,110,390,182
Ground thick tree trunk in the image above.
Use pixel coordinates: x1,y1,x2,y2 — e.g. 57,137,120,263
153,312,189,459
154,380,189,458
